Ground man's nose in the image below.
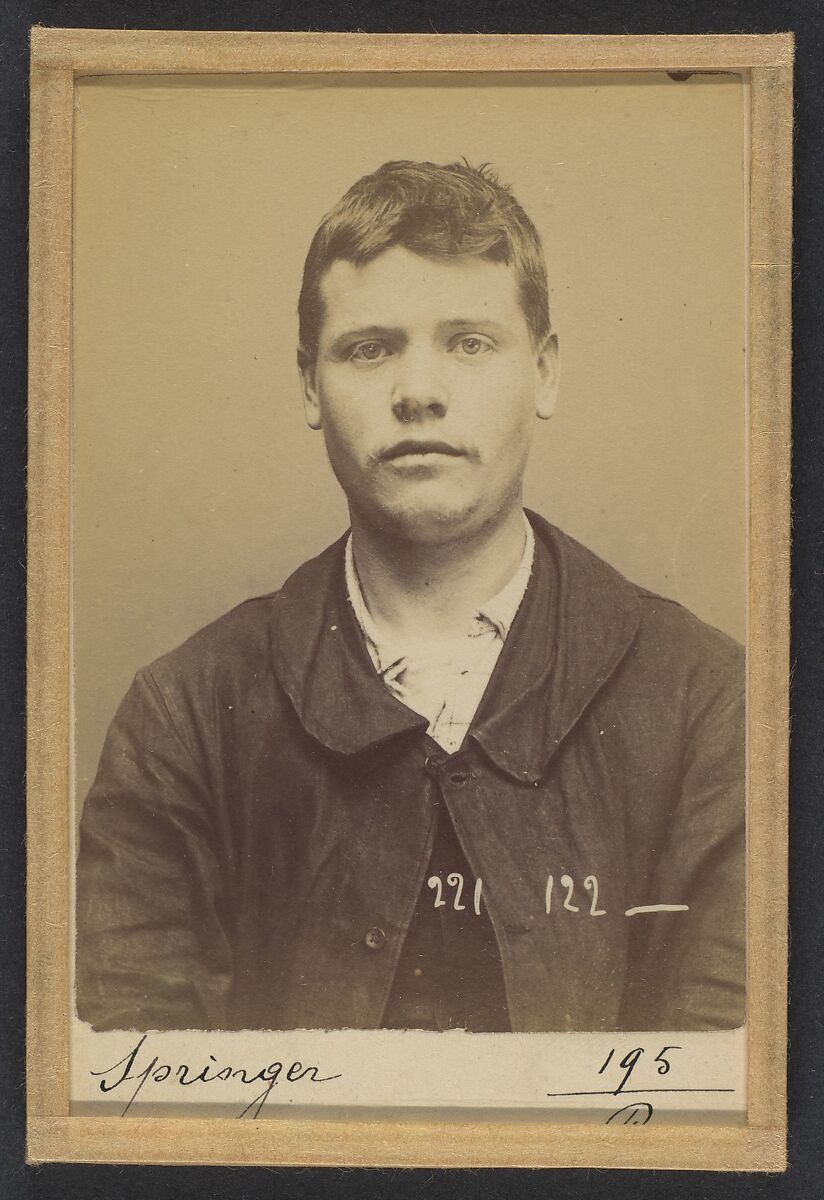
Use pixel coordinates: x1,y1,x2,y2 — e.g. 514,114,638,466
391,351,448,423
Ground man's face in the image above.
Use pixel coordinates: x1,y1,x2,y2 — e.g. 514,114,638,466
300,245,558,545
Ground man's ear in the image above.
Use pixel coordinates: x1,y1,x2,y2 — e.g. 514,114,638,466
298,356,323,430
535,332,560,421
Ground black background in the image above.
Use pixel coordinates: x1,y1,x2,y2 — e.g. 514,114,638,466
1,2,821,1197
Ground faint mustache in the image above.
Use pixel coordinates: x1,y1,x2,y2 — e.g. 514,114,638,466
379,440,469,461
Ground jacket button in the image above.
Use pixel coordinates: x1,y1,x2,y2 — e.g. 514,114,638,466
364,927,386,951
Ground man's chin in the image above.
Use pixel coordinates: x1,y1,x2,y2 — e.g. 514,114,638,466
372,500,481,546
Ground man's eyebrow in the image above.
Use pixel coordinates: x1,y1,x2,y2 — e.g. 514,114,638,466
438,318,510,336
327,326,404,354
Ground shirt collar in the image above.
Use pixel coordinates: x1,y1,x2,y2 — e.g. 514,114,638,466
343,512,535,653
268,512,642,783
479,514,535,638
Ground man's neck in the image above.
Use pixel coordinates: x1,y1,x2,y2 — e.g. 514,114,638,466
349,506,529,641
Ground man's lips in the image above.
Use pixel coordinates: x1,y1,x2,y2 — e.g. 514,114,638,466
381,440,466,461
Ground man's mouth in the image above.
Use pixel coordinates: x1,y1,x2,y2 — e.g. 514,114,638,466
381,440,466,461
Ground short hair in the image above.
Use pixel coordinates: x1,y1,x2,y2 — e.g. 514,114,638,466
297,160,551,369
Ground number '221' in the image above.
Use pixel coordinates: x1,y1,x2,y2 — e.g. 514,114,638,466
427,873,483,915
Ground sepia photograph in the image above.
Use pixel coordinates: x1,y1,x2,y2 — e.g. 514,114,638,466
74,72,746,1038
26,30,791,1170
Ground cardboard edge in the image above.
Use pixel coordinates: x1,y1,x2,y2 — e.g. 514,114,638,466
744,65,792,1157
26,60,74,1144
28,27,795,74
26,1115,788,1171
25,32,793,1171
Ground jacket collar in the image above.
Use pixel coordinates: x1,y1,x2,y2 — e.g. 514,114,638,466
268,512,642,783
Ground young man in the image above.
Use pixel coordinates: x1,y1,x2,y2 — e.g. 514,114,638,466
77,161,745,1034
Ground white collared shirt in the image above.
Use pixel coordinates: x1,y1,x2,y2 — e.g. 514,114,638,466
345,515,535,754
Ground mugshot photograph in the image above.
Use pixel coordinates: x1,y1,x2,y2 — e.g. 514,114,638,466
75,160,745,1036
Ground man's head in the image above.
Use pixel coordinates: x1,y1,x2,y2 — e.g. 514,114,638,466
298,160,552,370
298,160,559,545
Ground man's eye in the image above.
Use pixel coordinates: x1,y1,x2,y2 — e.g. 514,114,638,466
350,342,389,362
453,335,494,356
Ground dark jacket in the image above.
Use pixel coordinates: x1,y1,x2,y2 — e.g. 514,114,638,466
76,512,745,1033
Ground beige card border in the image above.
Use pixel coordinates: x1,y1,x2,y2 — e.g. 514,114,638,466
26,28,793,1171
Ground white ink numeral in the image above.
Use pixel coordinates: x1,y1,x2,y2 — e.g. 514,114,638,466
560,874,579,912
546,873,606,917
446,872,466,911
584,874,606,916
428,873,484,915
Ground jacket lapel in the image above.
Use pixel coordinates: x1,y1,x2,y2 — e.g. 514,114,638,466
268,535,428,754
464,512,642,783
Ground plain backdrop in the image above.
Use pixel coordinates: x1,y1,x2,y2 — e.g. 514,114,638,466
72,71,747,800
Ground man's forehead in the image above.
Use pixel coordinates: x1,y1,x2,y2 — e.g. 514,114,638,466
317,246,523,328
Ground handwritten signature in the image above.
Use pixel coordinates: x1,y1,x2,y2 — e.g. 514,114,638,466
90,1033,342,1118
